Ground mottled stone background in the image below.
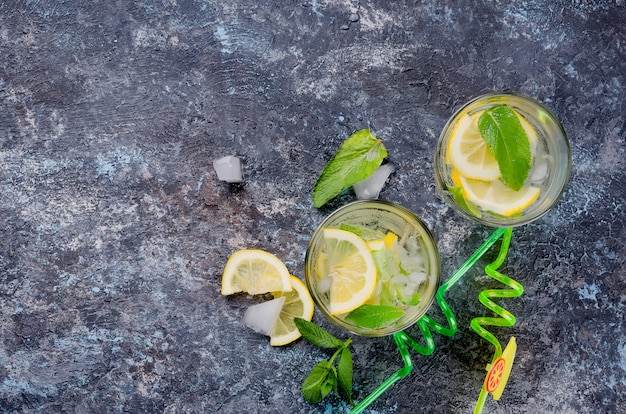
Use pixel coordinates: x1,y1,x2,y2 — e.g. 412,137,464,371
0,1,624,413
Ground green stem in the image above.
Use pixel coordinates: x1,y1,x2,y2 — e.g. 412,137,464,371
329,338,352,365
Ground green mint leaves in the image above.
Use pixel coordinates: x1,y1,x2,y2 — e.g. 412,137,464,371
294,318,354,405
478,105,532,191
344,304,405,329
295,317,343,349
338,223,385,241
312,129,387,208
301,361,337,404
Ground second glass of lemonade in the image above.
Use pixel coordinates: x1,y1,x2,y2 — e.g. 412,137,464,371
434,92,571,227
305,201,440,336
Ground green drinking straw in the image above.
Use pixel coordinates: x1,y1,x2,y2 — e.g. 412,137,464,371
471,227,522,413
350,227,514,414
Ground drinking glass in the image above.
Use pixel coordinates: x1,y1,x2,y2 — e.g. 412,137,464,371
434,92,572,227
304,200,441,337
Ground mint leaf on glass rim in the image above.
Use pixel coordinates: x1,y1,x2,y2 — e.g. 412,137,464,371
344,304,405,329
478,105,532,191
312,129,388,208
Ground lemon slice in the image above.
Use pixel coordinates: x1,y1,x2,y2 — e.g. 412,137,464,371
383,232,398,248
367,239,386,251
320,228,377,315
452,170,540,217
447,112,500,180
270,276,315,346
518,112,539,156
221,249,292,295
366,232,397,251
447,110,539,180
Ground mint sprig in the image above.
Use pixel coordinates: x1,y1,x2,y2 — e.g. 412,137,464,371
312,129,387,208
301,361,337,403
478,105,532,191
295,318,354,404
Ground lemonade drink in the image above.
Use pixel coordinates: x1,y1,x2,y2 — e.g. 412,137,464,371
434,93,571,227
305,201,440,336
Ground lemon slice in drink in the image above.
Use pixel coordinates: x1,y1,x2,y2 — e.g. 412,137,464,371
367,239,386,251
270,276,315,346
447,112,501,180
366,232,397,251
452,170,540,217
320,228,377,315
447,111,539,180
221,249,292,295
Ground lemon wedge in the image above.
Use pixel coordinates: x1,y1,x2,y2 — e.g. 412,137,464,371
452,170,540,217
270,276,315,346
221,249,292,295
319,228,377,315
383,232,398,248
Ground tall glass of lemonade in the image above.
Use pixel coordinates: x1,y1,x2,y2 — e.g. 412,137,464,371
305,201,440,336
434,92,571,227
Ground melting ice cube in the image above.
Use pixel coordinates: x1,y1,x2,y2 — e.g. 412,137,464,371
353,164,395,200
243,296,286,336
213,155,243,183
408,272,427,285
317,276,332,294
528,156,549,184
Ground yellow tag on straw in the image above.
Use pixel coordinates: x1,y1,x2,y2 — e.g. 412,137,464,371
483,337,517,400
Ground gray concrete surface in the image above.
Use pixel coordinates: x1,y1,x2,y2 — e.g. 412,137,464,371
0,1,624,413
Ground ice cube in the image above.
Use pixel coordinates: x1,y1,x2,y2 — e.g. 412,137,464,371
399,249,425,273
408,272,427,285
390,274,409,287
243,296,286,336
317,277,332,294
213,155,243,183
353,164,395,200
528,156,549,184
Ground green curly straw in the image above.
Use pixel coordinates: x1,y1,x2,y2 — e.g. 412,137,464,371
350,227,509,414
471,228,523,413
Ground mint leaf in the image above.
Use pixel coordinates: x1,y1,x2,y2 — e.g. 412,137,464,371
296,320,355,405
313,129,387,208
302,361,336,403
295,318,343,349
370,244,402,282
338,223,386,241
478,105,532,191
378,281,397,307
344,305,405,329
448,185,482,218
337,348,354,405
